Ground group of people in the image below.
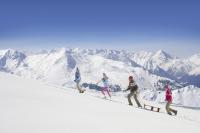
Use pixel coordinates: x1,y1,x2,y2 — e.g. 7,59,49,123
74,67,177,115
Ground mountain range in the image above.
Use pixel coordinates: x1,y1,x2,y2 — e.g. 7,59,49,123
0,48,199,107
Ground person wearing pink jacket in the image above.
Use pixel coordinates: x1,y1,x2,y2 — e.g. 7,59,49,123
165,84,177,115
96,73,111,98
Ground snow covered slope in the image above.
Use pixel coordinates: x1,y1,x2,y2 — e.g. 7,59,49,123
0,72,200,133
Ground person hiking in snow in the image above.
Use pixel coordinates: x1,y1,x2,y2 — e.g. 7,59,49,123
74,67,84,93
124,76,142,107
165,84,177,115
96,73,111,98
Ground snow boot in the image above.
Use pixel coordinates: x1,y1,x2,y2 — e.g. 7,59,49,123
167,112,172,115
172,110,178,115
79,90,84,93
129,103,133,106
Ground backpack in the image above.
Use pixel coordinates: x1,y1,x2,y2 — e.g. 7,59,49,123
129,81,138,92
131,85,138,92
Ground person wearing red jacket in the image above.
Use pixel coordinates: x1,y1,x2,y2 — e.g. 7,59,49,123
165,84,177,115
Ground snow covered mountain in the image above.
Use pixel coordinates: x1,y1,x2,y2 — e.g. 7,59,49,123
0,48,180,88
0,49,26,72
131,50,200,87
0,48,199,107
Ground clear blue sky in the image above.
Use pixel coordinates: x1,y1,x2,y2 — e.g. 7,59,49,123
0,0,200,57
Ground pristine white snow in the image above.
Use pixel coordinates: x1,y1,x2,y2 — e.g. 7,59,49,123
0,72,200,133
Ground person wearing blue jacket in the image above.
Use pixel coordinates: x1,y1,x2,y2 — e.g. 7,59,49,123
74,67,84,93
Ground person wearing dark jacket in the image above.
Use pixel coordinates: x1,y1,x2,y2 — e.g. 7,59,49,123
124,76,142,107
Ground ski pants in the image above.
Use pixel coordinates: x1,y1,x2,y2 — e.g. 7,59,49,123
166,101,177,115
128,91,142,107
101,87,111,97
76,82,83,93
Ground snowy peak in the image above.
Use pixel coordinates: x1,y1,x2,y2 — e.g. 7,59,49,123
0,49,26,71
152,50,173,65
4,49,26,60
154,50,173,59
131,50,174,68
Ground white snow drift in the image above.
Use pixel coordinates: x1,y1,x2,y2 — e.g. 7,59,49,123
0,72,200,133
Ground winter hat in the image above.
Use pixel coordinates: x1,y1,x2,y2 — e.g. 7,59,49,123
129,76,133,80
103,73,108,79
76,67,79,72
166,84,170,90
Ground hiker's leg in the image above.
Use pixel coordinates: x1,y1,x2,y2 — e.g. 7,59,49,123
105,88,111,97
166,102,172,115
168,103,177,115
101,87,105,95
77,82,84,93
128,92,134,105
133,93,142,107
76,82,81,92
